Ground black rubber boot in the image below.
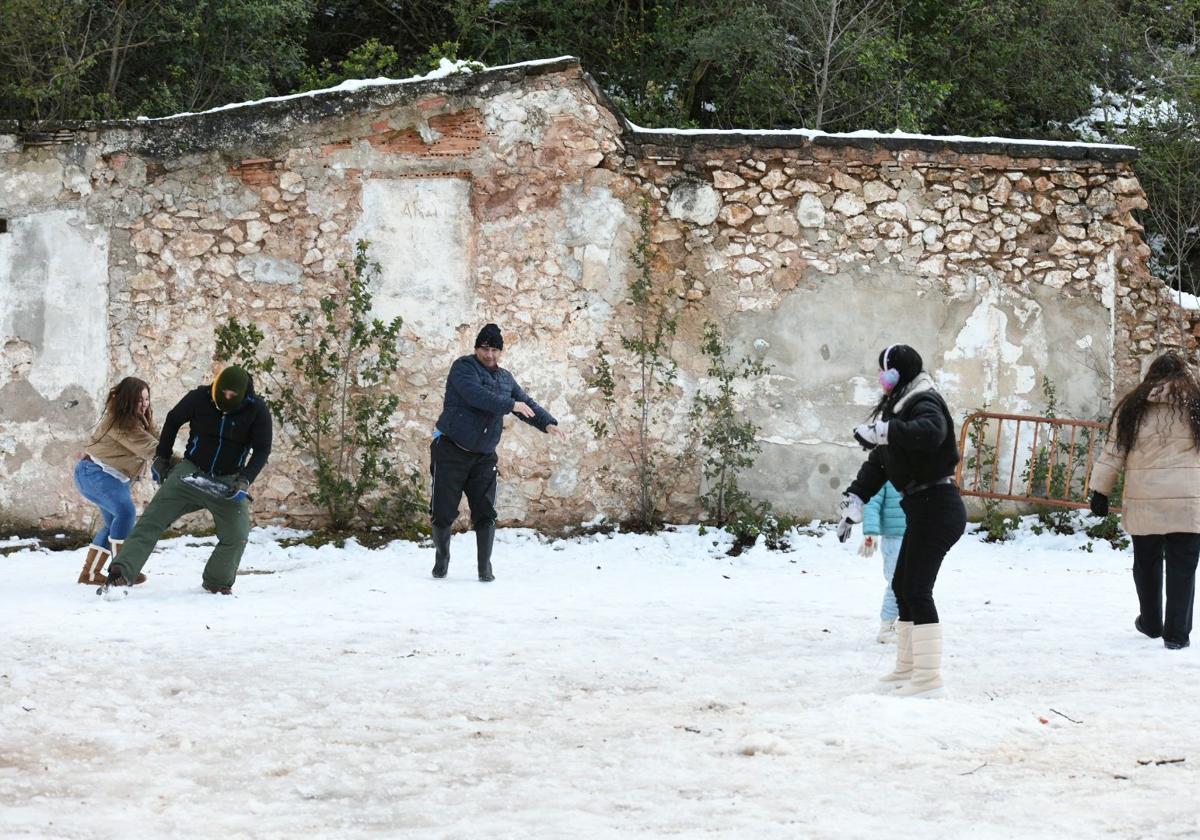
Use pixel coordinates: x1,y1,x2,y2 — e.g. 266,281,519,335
476,521,495,582
431,526,451,578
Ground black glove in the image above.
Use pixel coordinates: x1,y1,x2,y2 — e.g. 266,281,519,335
151,456,172,485
230,476,251,502
1089,491,1109,517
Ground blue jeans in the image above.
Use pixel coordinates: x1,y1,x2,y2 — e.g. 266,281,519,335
880,536,901,622
73,458,137,550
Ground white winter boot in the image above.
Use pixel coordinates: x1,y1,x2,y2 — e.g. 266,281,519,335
876,619,897,644
895,623,944,698
879,620,913,686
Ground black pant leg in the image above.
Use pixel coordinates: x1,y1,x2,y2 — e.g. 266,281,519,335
429,438,471,529
1163,533,1200,645
893,532,912,622
1131,534,1166,635
895,486,966,625
463,452,499,527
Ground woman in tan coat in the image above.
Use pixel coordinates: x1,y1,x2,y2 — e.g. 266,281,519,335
1089,351,1200,650
72,377,159,585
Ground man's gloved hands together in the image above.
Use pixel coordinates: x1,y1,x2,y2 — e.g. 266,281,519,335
230,476,251,502
853,420,889,450
835,492,865,543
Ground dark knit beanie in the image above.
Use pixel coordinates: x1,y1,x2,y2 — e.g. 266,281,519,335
878,344,923,388
212,365,250,412
475,323,504,350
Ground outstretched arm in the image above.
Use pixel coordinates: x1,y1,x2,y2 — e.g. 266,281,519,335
511,381,557,432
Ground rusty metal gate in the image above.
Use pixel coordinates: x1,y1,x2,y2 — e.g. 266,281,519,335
955,411,1120,511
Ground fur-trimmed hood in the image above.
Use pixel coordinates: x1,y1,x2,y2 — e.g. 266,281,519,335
890,371,937,413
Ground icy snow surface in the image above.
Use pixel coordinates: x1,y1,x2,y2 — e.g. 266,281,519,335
3,520,1198,837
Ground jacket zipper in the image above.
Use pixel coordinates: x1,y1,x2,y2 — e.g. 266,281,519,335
211,414,227,474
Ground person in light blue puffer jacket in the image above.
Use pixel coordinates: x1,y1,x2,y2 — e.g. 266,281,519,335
860,480,908,643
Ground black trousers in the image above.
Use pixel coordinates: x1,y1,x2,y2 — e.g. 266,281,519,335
1131,533,1200,645
429,437,498,530
892,483,967,625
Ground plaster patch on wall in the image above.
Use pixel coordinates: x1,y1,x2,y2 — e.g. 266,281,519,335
942,284,1036,406
236,254,302,285
0,158,65,208
0,210,109,403
556,183,630,312
352,177,473,342
849,375,878,406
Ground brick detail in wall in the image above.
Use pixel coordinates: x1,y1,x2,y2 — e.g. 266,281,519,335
228,157,278,186
367,110,485,156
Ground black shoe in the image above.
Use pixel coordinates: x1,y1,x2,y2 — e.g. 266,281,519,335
202,582,233,595
1135,616,1162,639
1164,638,1190,650
96,568,131,598
431,525,451,579
476,520,495,582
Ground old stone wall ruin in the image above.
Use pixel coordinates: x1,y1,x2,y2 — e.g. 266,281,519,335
0,58,1187,531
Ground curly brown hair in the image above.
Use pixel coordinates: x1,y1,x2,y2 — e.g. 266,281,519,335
1111,351,1200,453
100,376,154,436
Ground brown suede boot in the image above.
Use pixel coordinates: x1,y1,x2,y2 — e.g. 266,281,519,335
78,546,108,585
108,539,147,585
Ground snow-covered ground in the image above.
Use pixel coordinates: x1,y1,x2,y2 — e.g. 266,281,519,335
3,520,1197,838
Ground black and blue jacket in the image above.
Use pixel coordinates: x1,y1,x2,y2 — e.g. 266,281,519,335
157,382,273,482
435,355,556,454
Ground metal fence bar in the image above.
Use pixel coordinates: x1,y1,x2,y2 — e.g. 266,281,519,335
1026,420,1040,497
956,411,1120,512
1007,418,1021,495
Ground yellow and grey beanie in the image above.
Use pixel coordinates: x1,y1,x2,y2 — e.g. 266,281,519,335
212,365,250,412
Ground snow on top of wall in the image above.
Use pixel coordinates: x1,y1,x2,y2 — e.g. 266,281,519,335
131,53,1136,154
625,120,1137,152
1171,288,1200,310
135,56,578,122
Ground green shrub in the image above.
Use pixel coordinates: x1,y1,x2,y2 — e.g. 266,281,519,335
215,240,424,534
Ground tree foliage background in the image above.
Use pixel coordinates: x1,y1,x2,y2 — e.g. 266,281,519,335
0,0,1196,290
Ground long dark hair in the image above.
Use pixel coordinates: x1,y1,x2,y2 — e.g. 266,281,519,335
1111,351,1200,453
100,376,153,435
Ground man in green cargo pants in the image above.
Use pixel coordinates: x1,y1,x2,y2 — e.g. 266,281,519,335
101,366,273,596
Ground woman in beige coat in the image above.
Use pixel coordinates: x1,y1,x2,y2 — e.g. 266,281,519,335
72,377,158,585
1089,351,1200,650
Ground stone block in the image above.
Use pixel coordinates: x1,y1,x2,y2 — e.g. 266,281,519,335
720,203,754,227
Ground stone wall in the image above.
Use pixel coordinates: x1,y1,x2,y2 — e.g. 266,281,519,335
0,58,1185,531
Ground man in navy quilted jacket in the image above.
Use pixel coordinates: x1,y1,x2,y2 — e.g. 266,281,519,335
429,323,560,581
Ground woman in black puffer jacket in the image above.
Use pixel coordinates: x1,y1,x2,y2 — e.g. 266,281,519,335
836,344,966,698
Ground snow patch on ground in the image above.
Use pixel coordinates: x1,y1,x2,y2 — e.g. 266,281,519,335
2,521,1197,836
